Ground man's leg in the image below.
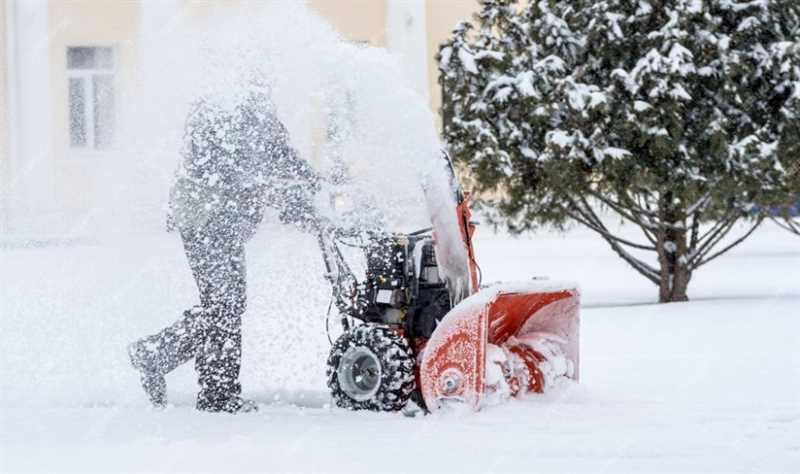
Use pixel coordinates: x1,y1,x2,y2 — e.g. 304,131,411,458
182,226,249,411
127,229,214,406
128,306,203,374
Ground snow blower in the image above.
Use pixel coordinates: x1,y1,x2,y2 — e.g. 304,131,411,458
317,154,579,413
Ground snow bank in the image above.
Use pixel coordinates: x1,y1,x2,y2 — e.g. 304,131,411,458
1,216,798,472
2,273,798,472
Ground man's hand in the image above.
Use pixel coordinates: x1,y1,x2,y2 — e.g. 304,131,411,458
278,194,326,234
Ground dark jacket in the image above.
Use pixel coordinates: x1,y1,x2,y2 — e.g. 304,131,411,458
168,92,319,242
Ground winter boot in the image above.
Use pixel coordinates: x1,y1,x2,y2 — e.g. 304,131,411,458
127,307,205,408
127,340,167,408
193,307,252,413
196,395,258,414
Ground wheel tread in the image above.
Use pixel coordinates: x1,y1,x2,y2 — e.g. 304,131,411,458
327,325,416,411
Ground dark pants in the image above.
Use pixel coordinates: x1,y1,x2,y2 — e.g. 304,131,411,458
135,224,247,406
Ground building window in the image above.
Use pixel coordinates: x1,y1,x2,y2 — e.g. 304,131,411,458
67,46,115,149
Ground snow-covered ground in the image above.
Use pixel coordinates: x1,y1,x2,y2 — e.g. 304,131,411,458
1,221,798,473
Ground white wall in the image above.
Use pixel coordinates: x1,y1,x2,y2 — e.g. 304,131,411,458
5,0,53,235
386,0,429,100
1,0,9,233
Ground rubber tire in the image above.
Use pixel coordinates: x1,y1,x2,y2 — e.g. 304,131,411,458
327,325,416,411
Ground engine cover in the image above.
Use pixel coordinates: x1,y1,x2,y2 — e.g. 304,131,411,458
356,234,452,339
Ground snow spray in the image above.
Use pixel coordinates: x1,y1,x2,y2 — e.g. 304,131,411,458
1,1,455,406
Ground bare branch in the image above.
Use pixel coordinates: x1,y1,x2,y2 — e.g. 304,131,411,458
620,190,687,231
637,190,655,214
565,200,661,284
610,245,662,285
587,190,641,223
621,189,659,219
772,217,800,235
689,218,737,267
685,192,712,216
694,218,764,268
586,190,658,245
691,213,738,261
696,210,736,243
567,207,657,251
688,210,701,252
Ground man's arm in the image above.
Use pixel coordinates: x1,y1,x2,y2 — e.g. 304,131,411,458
273,148,322,232
257,114,322,232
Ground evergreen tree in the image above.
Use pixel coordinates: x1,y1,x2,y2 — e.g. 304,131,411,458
440,0,799,302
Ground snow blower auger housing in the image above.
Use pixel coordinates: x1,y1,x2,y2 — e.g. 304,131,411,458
318,154,579,413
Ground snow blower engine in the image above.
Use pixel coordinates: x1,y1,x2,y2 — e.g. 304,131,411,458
317,155,580,413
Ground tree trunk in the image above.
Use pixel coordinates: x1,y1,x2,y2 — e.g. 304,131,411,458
657,203,691,303
657,234,691,302
660,262,691,302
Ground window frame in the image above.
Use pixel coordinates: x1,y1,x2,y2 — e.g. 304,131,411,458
66,45,117,152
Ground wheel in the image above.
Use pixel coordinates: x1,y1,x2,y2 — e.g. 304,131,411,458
326,325,416,411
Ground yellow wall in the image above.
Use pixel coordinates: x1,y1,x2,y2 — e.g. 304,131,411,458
49,0,139,159
307,0,387,46
4,0,479,233
47,0,140,217
307,0,478,127
425,0,478,124
43,0,465,162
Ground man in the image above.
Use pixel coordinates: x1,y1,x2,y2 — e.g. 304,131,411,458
128,88,319,413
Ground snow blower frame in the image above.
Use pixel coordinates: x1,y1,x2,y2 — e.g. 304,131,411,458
317,154,580,413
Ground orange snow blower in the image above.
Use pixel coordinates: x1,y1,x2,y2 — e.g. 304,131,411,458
318,154,579,413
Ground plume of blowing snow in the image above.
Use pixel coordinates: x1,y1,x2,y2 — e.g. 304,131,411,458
126,0,450,236
1,1,463,406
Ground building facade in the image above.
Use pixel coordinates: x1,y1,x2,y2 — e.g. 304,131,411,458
0,0,477,236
